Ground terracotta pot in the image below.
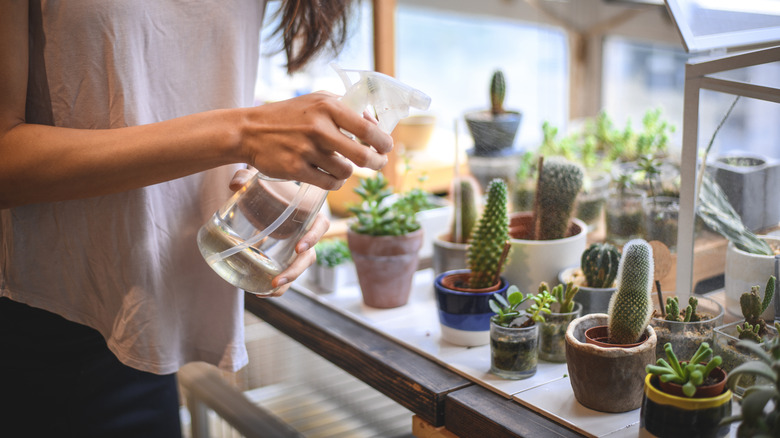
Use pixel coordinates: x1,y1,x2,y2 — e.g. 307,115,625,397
347,228,423,309
584,325,649,348
503,212,587,295
658,365,727,399
434,269,510,347
565,314,657,413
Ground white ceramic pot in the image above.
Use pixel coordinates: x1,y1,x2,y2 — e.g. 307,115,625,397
502,213,587,294
723,235,780,321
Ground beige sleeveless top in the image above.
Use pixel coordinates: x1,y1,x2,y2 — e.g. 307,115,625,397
1,0,267,374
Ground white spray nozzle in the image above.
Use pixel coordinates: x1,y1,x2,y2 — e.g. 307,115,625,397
331,63,431,134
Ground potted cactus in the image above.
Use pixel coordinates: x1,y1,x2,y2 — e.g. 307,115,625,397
346,173,424,308
503,156,588,294
559,242,620,315
640,342,732,437
538,281,581,363
565,239,658,413
432,176,481,277
649,293,724,362
464,69,523,157
434,179,511,346
713,276,778,394
489,286,554,379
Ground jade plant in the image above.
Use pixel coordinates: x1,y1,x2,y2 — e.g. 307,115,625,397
490,70,506,116
449,177,480,244
722,322,780,437
489,285,555,328
581,242,620,288
466,178,509,289
607,238,655,345
646,342,723,398
737,276,776,342
348,173,420,236
664,296,702,322
546,281,579,314
533,156,584,241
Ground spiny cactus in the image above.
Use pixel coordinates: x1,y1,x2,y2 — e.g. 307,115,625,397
581,242,620,288
608,239,654,345
490,70,506,116
467,179,509,289
449,177,480,244
533,156,584,240
737,276,775,342
664,296,701,322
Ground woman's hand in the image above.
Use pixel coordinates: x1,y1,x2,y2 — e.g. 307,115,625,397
239,92,393,191
228,168,330,298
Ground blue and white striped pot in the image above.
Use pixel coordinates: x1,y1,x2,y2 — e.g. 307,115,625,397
434,269,509,347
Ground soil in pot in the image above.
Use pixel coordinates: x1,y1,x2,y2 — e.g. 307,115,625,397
584,325,648,348
490,321,538,379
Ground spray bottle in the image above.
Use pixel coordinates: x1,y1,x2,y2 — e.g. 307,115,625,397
197,64,431,295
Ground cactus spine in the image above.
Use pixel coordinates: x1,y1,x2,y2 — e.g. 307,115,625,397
533,156,584,241
607,239,654,345
737,276,775,342
490,70,506,116
450,177,480,243
467,179,509,289
581,242,620,288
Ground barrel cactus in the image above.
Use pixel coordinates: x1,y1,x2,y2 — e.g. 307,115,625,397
490,70,506,116
534,156,584,241
608,239,654,345
581,242,620,288
449,177,480,244
467,178,509,289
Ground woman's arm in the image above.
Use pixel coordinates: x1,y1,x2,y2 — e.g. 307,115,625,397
0,1,391,210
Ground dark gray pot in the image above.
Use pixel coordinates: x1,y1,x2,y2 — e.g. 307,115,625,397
464,110,522,157
558,267,616,316
710,152,780,231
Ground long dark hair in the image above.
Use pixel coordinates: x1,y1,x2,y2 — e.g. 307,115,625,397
272,0,356,74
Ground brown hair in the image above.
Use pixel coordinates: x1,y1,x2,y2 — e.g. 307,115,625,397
272,0,356,74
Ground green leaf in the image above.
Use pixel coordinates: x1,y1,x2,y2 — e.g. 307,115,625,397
740,387,778,424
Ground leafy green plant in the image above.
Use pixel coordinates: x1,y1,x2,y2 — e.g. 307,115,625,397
348,173,420,236
467,178,510,289
581,242,620,288
721,322,780,437
646,342,723,398
637,154,662,199
737,276,776,343
314,239,351,268
526,287,556,324
664,296,702,322
608,238,655,345
489,286,529,327
543,281,579,314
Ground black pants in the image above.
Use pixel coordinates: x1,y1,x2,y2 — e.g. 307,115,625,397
0,297,182,438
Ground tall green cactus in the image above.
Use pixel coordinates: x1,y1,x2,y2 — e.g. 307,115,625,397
450,177,480,244
490,70,506,116
534,156,584,240
467,179,509,289
581,242,620,288
608,239,654,345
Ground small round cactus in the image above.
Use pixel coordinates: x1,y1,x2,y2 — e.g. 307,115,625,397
581,242,619,288
608,239,654,345
490,70,506,116
467,179,509,289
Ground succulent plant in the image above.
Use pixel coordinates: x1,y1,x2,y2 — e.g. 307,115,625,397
543,281,579,314
467,179,509,289
449,177,480,244
348,173,421,236
737,276,775,342
314,239,351,268
526,288,556,324
489,286,529,328
533,156,584,241
645,342,722,398
664,296,701,322
490,70,506,116
608,239,654,345
581,242,620,288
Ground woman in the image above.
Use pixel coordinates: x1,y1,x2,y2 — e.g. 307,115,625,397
0,1,390,436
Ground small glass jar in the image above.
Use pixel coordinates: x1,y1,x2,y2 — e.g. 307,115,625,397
650,293,724,361
643,196,680,252
490,319,539,380
539,302,582,362
713,320,777,394
605,188,646,247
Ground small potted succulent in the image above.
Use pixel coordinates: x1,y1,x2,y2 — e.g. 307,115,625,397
713,276,778,393
435,179,511,347
346,173,424,308
489,286,554,379
650,293,724,362
464,69,522,157
721,322,780,437
503,156,587,294
565,239,658,413
559,242,620,315
641,342,732,437
538,281,581,363
311,238,355,293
